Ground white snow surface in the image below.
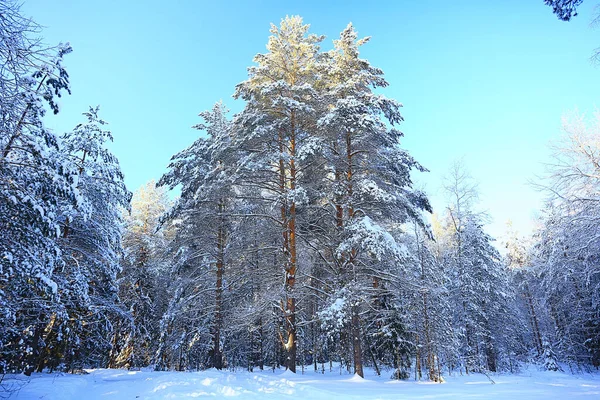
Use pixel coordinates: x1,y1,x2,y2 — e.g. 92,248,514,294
5,366,600,399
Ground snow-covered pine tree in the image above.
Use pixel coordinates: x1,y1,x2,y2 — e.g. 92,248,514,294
316,23,431,378
232,16,325,373
542,339,561,371
55,107,131,371
157,102,241,370
0,0,77,374
438,162,518,373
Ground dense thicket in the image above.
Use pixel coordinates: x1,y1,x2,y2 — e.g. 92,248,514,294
1,5,598,380
151,17,593,378
526,113,600,370
0,1,130,375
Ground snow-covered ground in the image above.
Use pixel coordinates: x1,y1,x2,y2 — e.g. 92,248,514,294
3,366,600,399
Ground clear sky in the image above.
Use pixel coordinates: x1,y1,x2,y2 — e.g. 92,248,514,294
21,0,600,241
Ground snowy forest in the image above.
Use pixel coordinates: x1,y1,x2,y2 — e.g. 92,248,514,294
1,0,599,386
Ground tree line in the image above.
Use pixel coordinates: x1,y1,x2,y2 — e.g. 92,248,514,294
1,3,598,379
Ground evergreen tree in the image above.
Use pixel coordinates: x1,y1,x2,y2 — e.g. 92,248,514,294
157,102,240,370
0,0,77,373
317,23,431,377
438,162,518,373
232,16,325,373
542,339,561,371
56,107,131,371
114,181,172,368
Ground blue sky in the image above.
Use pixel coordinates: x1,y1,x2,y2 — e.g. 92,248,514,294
22,0,600,241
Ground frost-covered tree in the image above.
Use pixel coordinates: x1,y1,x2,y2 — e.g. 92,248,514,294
437,162,518,373
157,102,243,370
0,0,78,374
1,104,130,374
154,19,432,376
408,222,450,381
542,339,562,371
530,112,600,368
232,16,325,373
315,23,431,378
503,222,544,361
53,107,131,371
113,180,172,368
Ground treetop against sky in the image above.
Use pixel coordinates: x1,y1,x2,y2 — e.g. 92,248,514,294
21,0,600,239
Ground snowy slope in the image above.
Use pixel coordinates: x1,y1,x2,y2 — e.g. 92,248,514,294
4,367,600,399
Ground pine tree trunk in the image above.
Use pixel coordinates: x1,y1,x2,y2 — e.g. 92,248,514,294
483,310,496,372
278,111,299,373
277,127,293,371
344,130,364,377
366,338,381,376
422,290,437,380
415,333,422,380
464,318,471,375
335,163,344,231
259,319,264,370
415,226,438,381
474,335,481,371
310,274,319,373
485,338,496,372
351,306,363,377
524,282,543,355
287,113,299,373
213,199,225,370
346,132,364,377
